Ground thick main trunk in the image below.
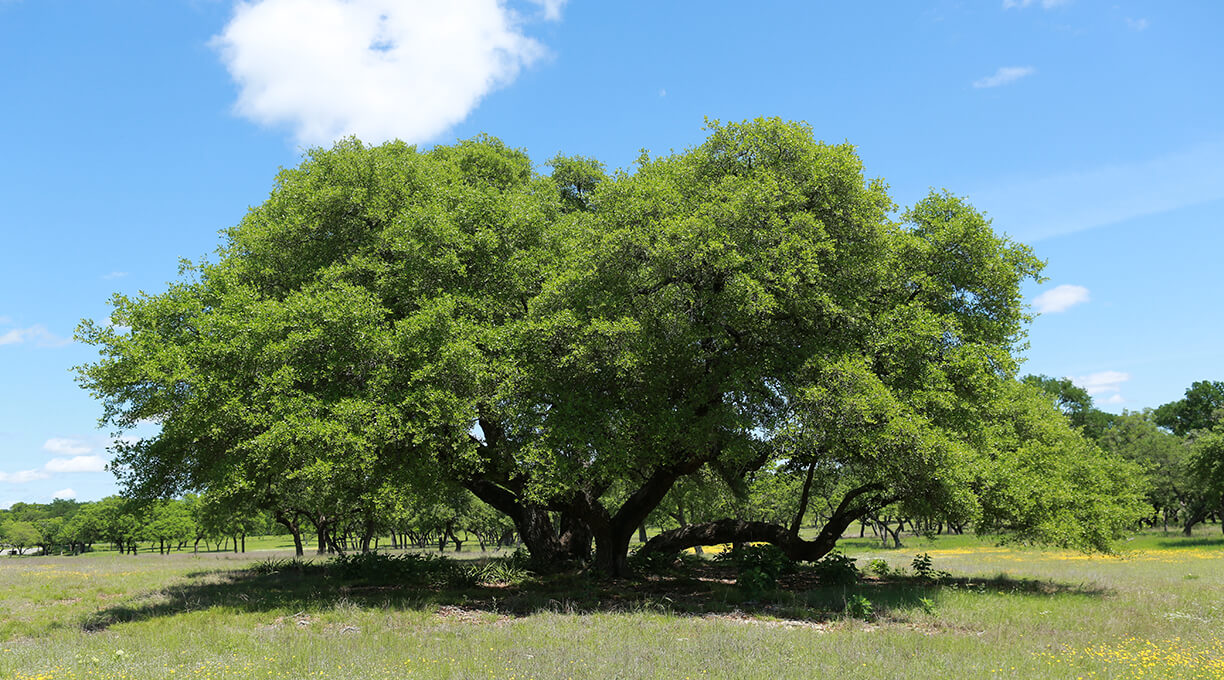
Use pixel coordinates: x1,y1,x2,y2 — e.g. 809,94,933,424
465,478,574,568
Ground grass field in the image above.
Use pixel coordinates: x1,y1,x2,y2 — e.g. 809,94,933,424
1,528,1222,679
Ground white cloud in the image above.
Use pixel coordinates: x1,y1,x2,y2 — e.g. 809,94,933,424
973,66,1036,89
213,0,559,146
972,136,1224,241
1101,394,1126,405
102,271,129,280
0,324,70,348
52,488,76,500
44,455,107,473
1125,17,1149,31
1003,0,1069,8
527,0,566,21
0,469,50,484
1072,370,1129,397
43,438,93,456
1032,284,1090,314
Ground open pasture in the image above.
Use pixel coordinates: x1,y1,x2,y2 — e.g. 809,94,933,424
1,529,1222,680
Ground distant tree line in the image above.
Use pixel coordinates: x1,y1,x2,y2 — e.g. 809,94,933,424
0,490,516,557
1022,377,1224,535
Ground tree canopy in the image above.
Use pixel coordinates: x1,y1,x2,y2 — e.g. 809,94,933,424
78,118,1146,576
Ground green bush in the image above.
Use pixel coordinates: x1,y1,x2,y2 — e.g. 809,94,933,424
866,558,891,577
629,545,681,574
811,551,860,585
845,593,875,620
911,553,950,580
714,544,795,577
737,566,776,597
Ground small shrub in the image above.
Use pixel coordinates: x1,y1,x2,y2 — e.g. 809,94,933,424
918,596,937,615
866,558,891,577
471,557,530,585
811,551,860,586
250,558,311,575
737,566,776,597
845,593,875,620
911,553,949,580
714,544,795,578
629,546,680,574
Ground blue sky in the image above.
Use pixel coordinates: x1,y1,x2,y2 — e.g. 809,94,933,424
1,1,1220,505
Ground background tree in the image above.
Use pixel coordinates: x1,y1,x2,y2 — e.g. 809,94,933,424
1155,380,1224,437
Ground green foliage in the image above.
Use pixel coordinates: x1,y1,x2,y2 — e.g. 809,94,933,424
1155,381,1224,436
628,545,682,575
737,567,777,597
844,593,875,620
714,544,797,595
909,552,950,580
866,558,891,577
2,520,42,552
810,551,860,586
330,552,470,587
470,556,531,586
73,118,1148,576
715,544,795,578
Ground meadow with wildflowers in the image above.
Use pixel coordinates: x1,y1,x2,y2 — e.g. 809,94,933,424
1,527,1223,680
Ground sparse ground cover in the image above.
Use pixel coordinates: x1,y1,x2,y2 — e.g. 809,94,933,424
1,528,1222,679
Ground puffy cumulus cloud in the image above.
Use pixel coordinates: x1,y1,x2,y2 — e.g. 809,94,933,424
973,66,1036,88
0,469,50,483
1073,370,1129,397
52,488,77,500
43,438,93,456
213,0,560,146
44,455,107,474
1032,284,1090,314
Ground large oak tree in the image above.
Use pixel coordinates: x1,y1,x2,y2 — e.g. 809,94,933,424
78,119,1146,576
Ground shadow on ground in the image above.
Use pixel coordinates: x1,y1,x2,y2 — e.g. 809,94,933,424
1155,536,1224,549
80,556,1110,633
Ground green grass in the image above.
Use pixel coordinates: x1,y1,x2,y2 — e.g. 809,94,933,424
2,528,1223,679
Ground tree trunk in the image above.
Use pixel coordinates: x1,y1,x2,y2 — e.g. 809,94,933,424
640,485,896,564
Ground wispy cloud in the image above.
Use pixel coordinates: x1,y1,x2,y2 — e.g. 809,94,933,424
0,469,50,484
972,136,1224,241
1003,0,1070,9
1032,284,1090,314
1125,17,1149,31
213,0,563,146
528,0,567,21
101,271,129,280
0,324,71,348
1073,371,1129,401
43,438,93,456
973,66,1035,89
44,455,107,474
52,488,76,500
